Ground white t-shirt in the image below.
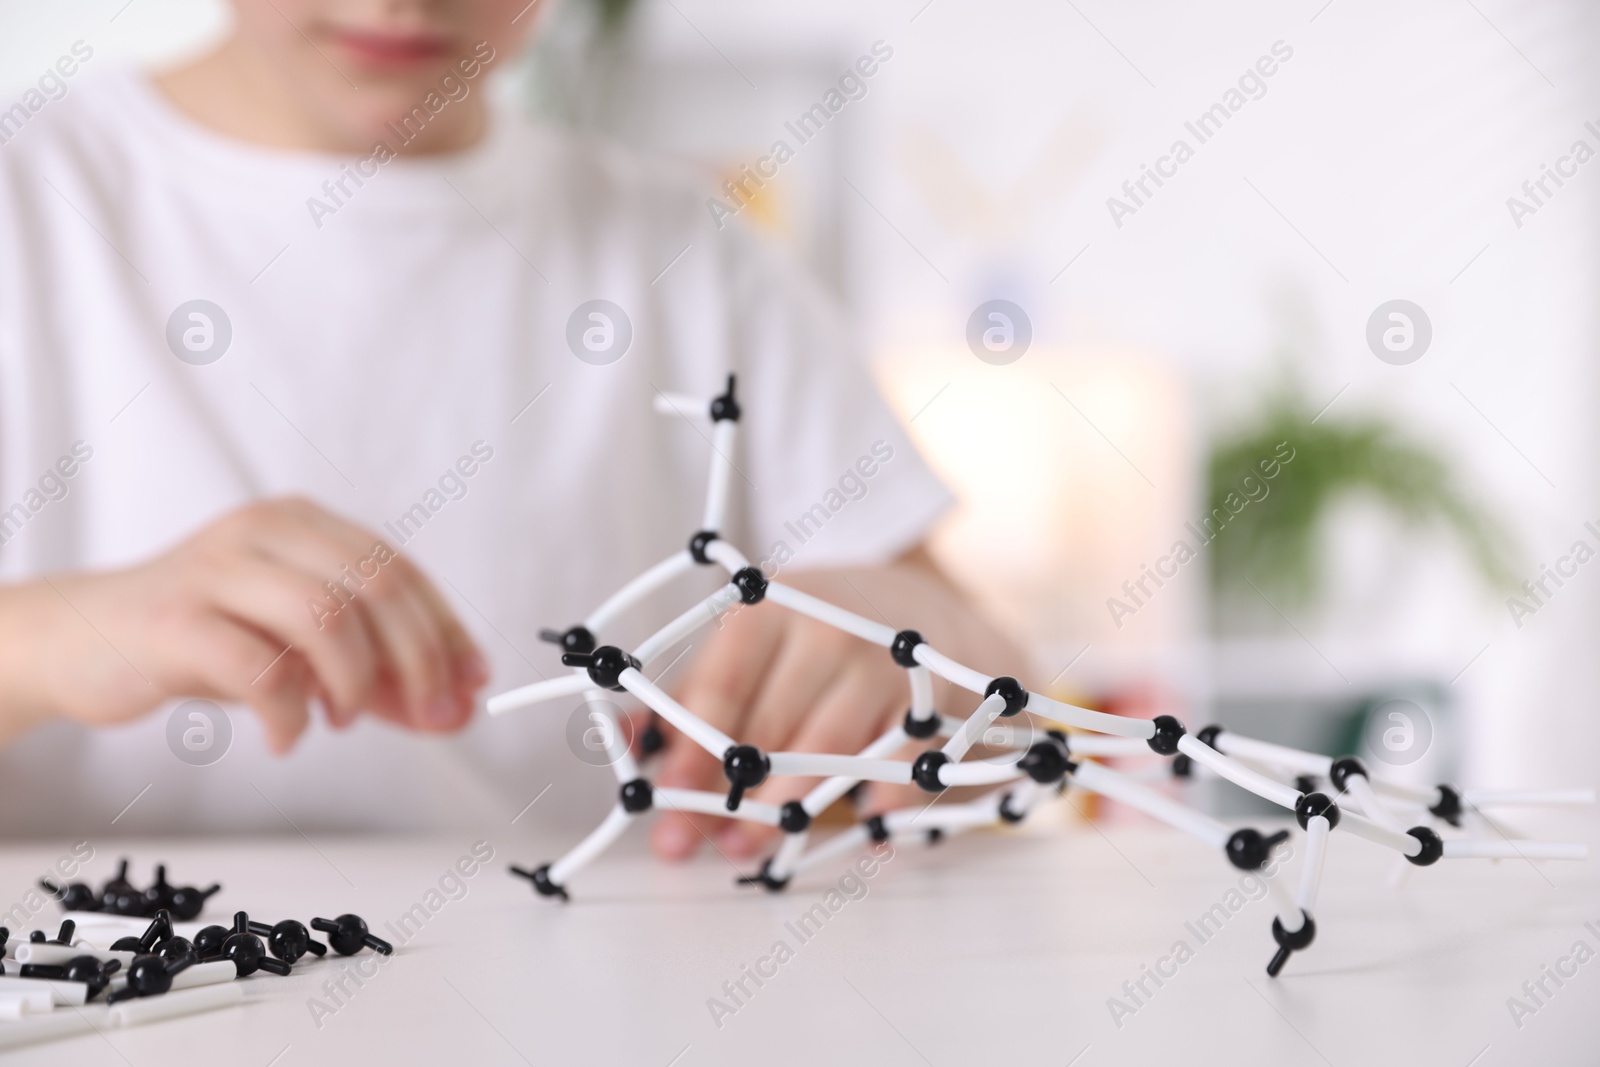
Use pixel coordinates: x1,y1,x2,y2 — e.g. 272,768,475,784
0,71,951,836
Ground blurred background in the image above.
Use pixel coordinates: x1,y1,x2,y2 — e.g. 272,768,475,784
6,0,1597,811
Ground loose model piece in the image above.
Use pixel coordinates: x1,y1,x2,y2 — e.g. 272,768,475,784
490,376,1591,976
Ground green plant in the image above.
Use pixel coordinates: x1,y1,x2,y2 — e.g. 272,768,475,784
1206,382,1516,617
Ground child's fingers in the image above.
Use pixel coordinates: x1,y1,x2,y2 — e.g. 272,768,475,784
179,613,313,753
736,623,847,755
246,500,477,726
203,556,380,720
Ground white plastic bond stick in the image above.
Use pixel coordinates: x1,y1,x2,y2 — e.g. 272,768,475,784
802,725,910,816
703,538,750,573
633,587,738,666
0,988,52,1017
938,760,1026,787
585,687,641,783
0,977,88,1006
766,832,812,882
1211,731,1332,777
1296,816,1331,914
1025,691,1155,739
1175,735,1303,810
108,981,245,1027
11,944,132,967
618,669,736,757
1068,759,1233,849
168,960,237,993
1338,811,1422,856
885,799,1000,835
549,806,637,884
0,1009,93,1050
765,582,896,647
1345,774,1405,833
1441,839,1588,861
1368,778,1439,806
795,825,871,874
909,643,990,694
487,671,592,716
1266,865,1303,930
1463,788,1597,807
767,753,913,783
702,419,738,531
653,392,706,417
585,550,696,633
941,693,1008,761
654,788,782,826
909,666,935,719
1063,735,1160,757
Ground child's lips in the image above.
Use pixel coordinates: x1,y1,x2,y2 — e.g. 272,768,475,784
327,27,455,70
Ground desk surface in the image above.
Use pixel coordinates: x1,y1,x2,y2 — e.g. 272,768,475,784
1,810,1596,1067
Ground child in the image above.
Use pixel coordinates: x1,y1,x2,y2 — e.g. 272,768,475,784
0,0,1016,858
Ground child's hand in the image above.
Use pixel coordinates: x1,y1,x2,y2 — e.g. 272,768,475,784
0,497,486,751
647,547,1021,861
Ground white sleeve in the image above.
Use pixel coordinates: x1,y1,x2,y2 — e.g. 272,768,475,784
712,224,954,573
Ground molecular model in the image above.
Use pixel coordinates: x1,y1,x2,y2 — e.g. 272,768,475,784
489,376,1592,977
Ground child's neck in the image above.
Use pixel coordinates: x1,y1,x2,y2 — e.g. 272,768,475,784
154,35,486,157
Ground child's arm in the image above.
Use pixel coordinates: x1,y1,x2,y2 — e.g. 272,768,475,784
0,497,485,751
647,545,1022,860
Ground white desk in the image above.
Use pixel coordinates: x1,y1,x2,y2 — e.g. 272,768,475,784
1,810,1595,1066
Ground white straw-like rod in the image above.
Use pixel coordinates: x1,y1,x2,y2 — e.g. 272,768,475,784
1345,774,1405,833
0,977,87,1006
1296,816,1331,914
702,419,738,531
617,668,736,757
1025,692,1154,739
11,944,132,967
653,392,706,417
1338,811,1422,856
1367,778,1439,805
0,1009,93,1050
1175,735,1302,810
765,831,811,882
654,788,781,825
1462,788,1597,807
633,586,738,666
765,583,896,647
168,960,237,992
909,665,935,719
886,799,999,834
910,643,991,694
548,806,636,884
703,538,750,574
794,825,871,873
941,693,1008,761
938,760,1025,787
802,726,909,816
586,687,641,783
1068,759,1233,849
1065,735,1163,757
0,988,52,1016
1211,732,1332,777
487,671,592,716
768,753,912,784
108,981,244,1027
585,550,696,633
1442,839,1588,861
999,780,1043,819
1266,864,1302,930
